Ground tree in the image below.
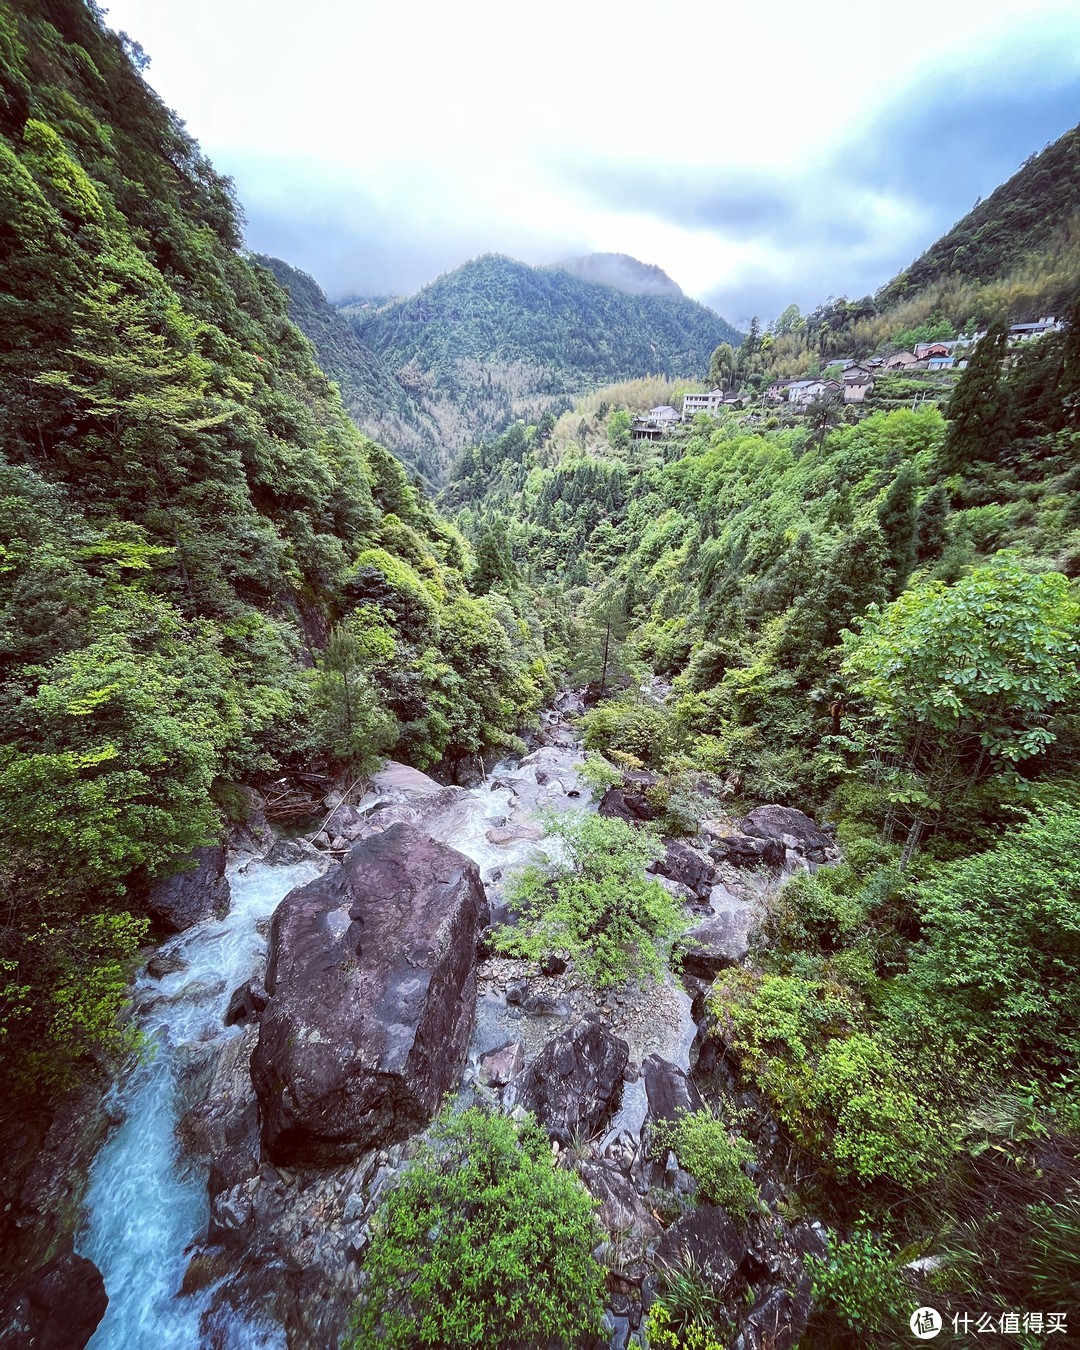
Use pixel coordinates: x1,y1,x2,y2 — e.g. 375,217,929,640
940,319,1010,472
804,393,844,454
345,1107,605,1349
841,554,1080,858
876,461,918,593
607,407,632,452
773,304,804,338
708,341,736,389
312,621,397,773
915,483,949,562
472,517,516,594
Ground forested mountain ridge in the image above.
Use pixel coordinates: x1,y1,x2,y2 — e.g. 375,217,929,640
341,252,742,456
255,256,447,486
549,251,686,297
0,0,550,1095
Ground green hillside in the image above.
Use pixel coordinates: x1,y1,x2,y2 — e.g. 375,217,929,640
256,256,448,486
345,252,742,453
0,0,549,1093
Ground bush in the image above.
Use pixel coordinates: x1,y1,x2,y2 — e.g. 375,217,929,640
345,1108,605,1349
805,1225,911,1346
494,812,686,988
579,696,671,766
577,752,624,800
650,1108,760,1214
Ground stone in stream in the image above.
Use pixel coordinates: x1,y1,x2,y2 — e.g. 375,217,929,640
642,1055,704,1127
0,1249,108,1350
649,839,716,901
485,823,542,845
223,978,269,1027
145,949,187,979
250,823,488,1167
681,886,760,977
478,1040,524,1086
704,827,785,869
144,844,230,932
514,1015,629,1145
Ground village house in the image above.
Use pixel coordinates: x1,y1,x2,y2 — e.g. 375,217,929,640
682,389,727,419
883,350,921,370
631,404,681,440
843,374,874,402
787,378,842,406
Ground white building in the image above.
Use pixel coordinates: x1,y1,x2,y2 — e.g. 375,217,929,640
682,389,727,419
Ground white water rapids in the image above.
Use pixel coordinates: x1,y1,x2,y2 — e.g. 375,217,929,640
76,723,697,1347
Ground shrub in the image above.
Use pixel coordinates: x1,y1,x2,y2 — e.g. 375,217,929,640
579,696,671,766
806,1225,911,1346
494,812,686,988
650,1108,760,1214
577,751,624,800
345,1108,605,1349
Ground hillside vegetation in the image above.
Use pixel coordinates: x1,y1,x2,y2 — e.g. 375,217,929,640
0,0,550,1093
256,256,447,486
344,253,741,456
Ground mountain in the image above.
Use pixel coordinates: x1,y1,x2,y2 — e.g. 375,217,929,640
550,252,685,298
255,256,447,485
345,253,742,455
880,123,1080,305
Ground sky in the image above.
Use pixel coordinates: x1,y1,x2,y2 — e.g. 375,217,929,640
101,0,1080,328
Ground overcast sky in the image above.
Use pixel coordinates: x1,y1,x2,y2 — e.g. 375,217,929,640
102,0,1080,328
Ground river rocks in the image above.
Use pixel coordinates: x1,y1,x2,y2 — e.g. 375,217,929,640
368,761,446,801
650,840,716,901
522,991,572,1017
705,827,785,869
251,823,487,1166
145,949,187,979
145,844,230,932
599,785,657,823
485,823,542,845
540,953,568,976
579,1160,661,1250
223,979,269,1027
479,1040,524,1086
514,1015,629,1145
681,886,760,977
739,805,835,864
653,1205,746,1297
0,1250,108,1350
643,1055,704,1126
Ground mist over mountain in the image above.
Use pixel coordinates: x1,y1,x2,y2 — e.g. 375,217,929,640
550,252,685,298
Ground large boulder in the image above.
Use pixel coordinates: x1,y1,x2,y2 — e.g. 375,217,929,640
0,1250,108,1350
251,824,487,1167
705,829,785,869
650,840,715,901
598,786,657,824
653,1206,748,1297
739,805,833,863
145,844,230,932
643,1055,703,1127
515,1016,629,1145
367,762,447,801
682,886,760,977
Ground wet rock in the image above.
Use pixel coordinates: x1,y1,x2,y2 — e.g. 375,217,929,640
145,844,230,932
580,1161,661,1244
0,1250,108,1350
651,840,715,901
368,761,446,800
178,1024,261,1190
485,823,542,845
479,1040,524,1086
505,979,528,1005
251,823,487,1167
223,979,269,1027
643,1055,703,1127
145,949,187,979
516,1015,629,1145
681,888,759,977
652,1205,747,1298
540,953,568,976
739,805,833,864
262,835,319,866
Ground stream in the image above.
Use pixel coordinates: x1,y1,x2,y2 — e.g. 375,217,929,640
76,706,698,1347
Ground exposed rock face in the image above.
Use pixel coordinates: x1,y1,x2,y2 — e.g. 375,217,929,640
740,805,834,863
705,829,785,869
598,786,657,823
682,886,760,977
145,845,230,932
515,1015,629,1144
367,761,446,801
479,1040,524,1086
579,1160,661,1250
223,979,269,1027
0,1250,108,1350
651,840,715,901
654,1205,747,1295
251,824,487,1166
643,1055,704,1127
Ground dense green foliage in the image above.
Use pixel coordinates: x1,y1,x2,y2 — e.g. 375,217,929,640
650,1109,759,1214
494,811,685,988
344,1107,605,1349
343,253,741,455
0,0,551,1092
256,256,446,486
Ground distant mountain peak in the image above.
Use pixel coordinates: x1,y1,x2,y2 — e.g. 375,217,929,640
550,253,685,299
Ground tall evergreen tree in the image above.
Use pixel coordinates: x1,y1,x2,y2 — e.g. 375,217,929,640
915,483,950,562
877,461,918,593
941,319,1010,472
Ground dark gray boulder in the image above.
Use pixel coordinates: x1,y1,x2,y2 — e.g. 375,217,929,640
223,979,269,1027
643,1055,704,1127
250,823,487,1167
681,888,760,977
598,786,657,823
516,1015,629,1145
739,805,833,863
650,840,715,901
652,1205,748,1298
145,845,230,932
0,1251,108,1350
708,832,785,869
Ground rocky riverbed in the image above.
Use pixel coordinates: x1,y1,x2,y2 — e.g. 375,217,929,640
4,692,841,1349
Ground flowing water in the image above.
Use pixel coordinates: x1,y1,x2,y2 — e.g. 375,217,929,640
76,714,698,1346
